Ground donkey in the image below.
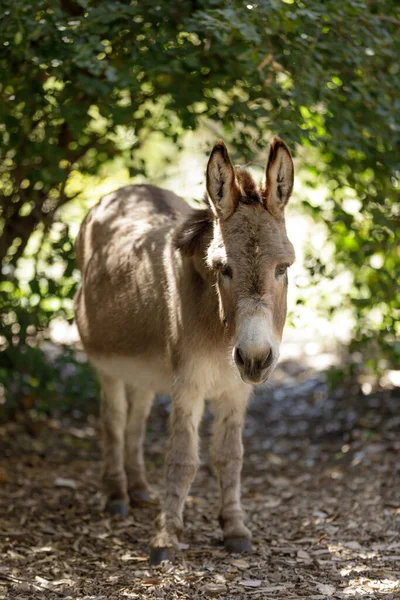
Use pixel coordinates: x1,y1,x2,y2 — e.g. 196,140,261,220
74,137,295,564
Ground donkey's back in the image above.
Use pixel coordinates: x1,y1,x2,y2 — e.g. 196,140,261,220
74,184,190,364
75,183,189,273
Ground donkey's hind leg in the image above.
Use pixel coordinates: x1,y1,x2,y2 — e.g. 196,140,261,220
99,372,129,517
124,385,154,505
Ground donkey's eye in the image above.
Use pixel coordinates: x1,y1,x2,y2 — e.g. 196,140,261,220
215,262,232,279
220,265,232,279
275,263,289,278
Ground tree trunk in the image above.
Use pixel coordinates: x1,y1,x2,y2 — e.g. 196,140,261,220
0,212,38,273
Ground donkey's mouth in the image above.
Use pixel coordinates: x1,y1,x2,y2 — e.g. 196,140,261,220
239,371,271,385
235,360,274,385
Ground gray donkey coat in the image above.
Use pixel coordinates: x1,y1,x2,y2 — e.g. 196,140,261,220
74,138,295,564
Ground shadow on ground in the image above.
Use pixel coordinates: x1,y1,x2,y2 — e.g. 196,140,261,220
0,361,399,599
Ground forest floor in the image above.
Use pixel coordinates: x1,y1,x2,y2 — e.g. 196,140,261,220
0,360,399,600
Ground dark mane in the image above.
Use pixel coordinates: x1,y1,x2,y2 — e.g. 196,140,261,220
173,207,213,256
174,168,261,257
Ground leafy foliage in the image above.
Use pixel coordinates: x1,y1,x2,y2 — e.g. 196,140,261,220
0,0,399,408
0,342,98,419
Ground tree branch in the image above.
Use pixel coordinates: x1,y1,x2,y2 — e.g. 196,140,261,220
375,15,400,26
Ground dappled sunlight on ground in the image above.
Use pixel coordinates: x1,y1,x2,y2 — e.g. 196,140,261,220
1,357,399,599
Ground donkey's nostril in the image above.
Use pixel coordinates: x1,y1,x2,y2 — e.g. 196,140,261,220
234,347,245,368
260,349,273,370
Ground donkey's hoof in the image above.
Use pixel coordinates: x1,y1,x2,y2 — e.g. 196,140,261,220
224,537,253,553
130,489,158,507
106,499,129,518
149,547,174,566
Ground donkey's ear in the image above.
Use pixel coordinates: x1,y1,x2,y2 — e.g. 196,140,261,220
263,137,294,218
206,141,239,220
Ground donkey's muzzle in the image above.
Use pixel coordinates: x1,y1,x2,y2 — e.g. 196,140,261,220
234,346,274,384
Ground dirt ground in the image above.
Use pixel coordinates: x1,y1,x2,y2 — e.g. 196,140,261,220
1,361,399,600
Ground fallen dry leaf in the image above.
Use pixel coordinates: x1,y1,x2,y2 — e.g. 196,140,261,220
54,477,77,489
297,549,312,561
264,495,282,508
231,558,250,569
316,582,336,596
239,579,262,588
203,583,226,595
253,584,295,593
178,542,190,550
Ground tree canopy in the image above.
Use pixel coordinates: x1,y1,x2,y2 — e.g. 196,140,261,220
1,0,399,409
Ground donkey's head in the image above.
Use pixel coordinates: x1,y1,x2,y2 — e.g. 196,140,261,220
176,138,295,385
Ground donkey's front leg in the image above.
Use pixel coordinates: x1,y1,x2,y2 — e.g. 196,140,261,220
210,389,252,553
150,390,205,564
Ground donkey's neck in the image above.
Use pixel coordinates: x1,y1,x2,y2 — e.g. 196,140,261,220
179,249,230,348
